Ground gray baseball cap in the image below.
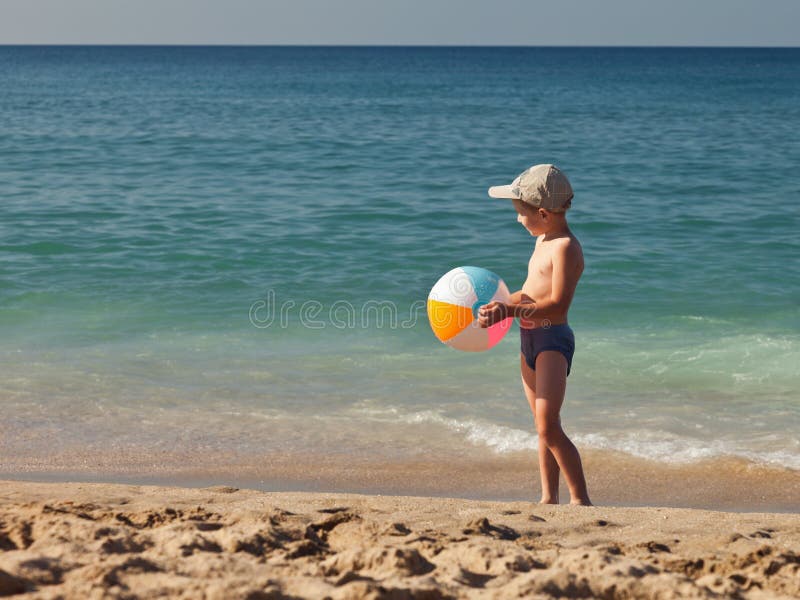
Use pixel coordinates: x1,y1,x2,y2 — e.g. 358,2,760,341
488,164,574,211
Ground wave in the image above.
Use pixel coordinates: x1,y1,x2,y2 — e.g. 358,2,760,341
391,409,800,471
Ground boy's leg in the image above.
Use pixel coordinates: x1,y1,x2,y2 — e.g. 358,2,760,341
520,354,560,504
534,351,592,506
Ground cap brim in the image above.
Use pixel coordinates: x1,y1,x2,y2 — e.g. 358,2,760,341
487,184,518,199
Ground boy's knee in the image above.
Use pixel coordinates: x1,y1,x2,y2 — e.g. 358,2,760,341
536,420,563,446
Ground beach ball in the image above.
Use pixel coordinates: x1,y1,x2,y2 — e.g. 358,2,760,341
427,266,513,352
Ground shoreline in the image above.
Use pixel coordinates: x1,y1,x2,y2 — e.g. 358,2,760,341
0,479,798,599
2,447,799,513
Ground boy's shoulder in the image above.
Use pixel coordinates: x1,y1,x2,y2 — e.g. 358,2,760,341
559,233,583,258
537,231,582,249
535,233,584,269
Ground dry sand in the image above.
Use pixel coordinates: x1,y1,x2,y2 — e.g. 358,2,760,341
0,480,798,599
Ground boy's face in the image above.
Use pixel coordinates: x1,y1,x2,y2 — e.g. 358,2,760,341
512,200,545,236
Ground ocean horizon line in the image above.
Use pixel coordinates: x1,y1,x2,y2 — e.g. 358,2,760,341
1,43,798,49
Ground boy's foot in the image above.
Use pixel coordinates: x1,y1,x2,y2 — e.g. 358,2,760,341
569,499,593,506
538,498,559,505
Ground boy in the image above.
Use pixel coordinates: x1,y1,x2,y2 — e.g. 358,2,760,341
478,164,591,506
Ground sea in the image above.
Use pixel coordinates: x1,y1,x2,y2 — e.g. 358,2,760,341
1,46,798,510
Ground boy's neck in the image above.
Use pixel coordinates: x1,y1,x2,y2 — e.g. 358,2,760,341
542,217,571,240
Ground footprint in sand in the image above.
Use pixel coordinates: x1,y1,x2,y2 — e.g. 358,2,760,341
638,541,671,553
529,514,546,523
750,529,773,539
0,569,28,596
462,517,520,541
318,506,350,514
383,522,412,536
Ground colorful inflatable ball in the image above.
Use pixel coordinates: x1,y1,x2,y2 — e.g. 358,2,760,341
427,266,513,352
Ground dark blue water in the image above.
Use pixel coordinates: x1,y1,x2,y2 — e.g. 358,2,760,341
1,47,798,476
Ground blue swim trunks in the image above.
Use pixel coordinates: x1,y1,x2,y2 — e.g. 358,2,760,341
520,323,575,376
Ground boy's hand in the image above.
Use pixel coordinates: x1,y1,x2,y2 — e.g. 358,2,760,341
477,301,508,328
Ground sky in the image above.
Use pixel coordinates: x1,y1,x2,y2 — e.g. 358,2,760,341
0,0,798,46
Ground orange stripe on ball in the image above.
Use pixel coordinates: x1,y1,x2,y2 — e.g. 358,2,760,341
426,299,474,342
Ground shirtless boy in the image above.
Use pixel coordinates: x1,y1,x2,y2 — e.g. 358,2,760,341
478,164,591,506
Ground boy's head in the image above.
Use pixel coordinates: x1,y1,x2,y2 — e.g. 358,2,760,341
510,199,568,236
488,164,573,236
487,164,573,212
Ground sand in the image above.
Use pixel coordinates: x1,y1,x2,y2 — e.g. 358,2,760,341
0,480,798,599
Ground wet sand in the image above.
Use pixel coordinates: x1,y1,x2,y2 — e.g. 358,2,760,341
3,448,800,512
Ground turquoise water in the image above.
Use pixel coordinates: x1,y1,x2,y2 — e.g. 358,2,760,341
1,47,798,482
